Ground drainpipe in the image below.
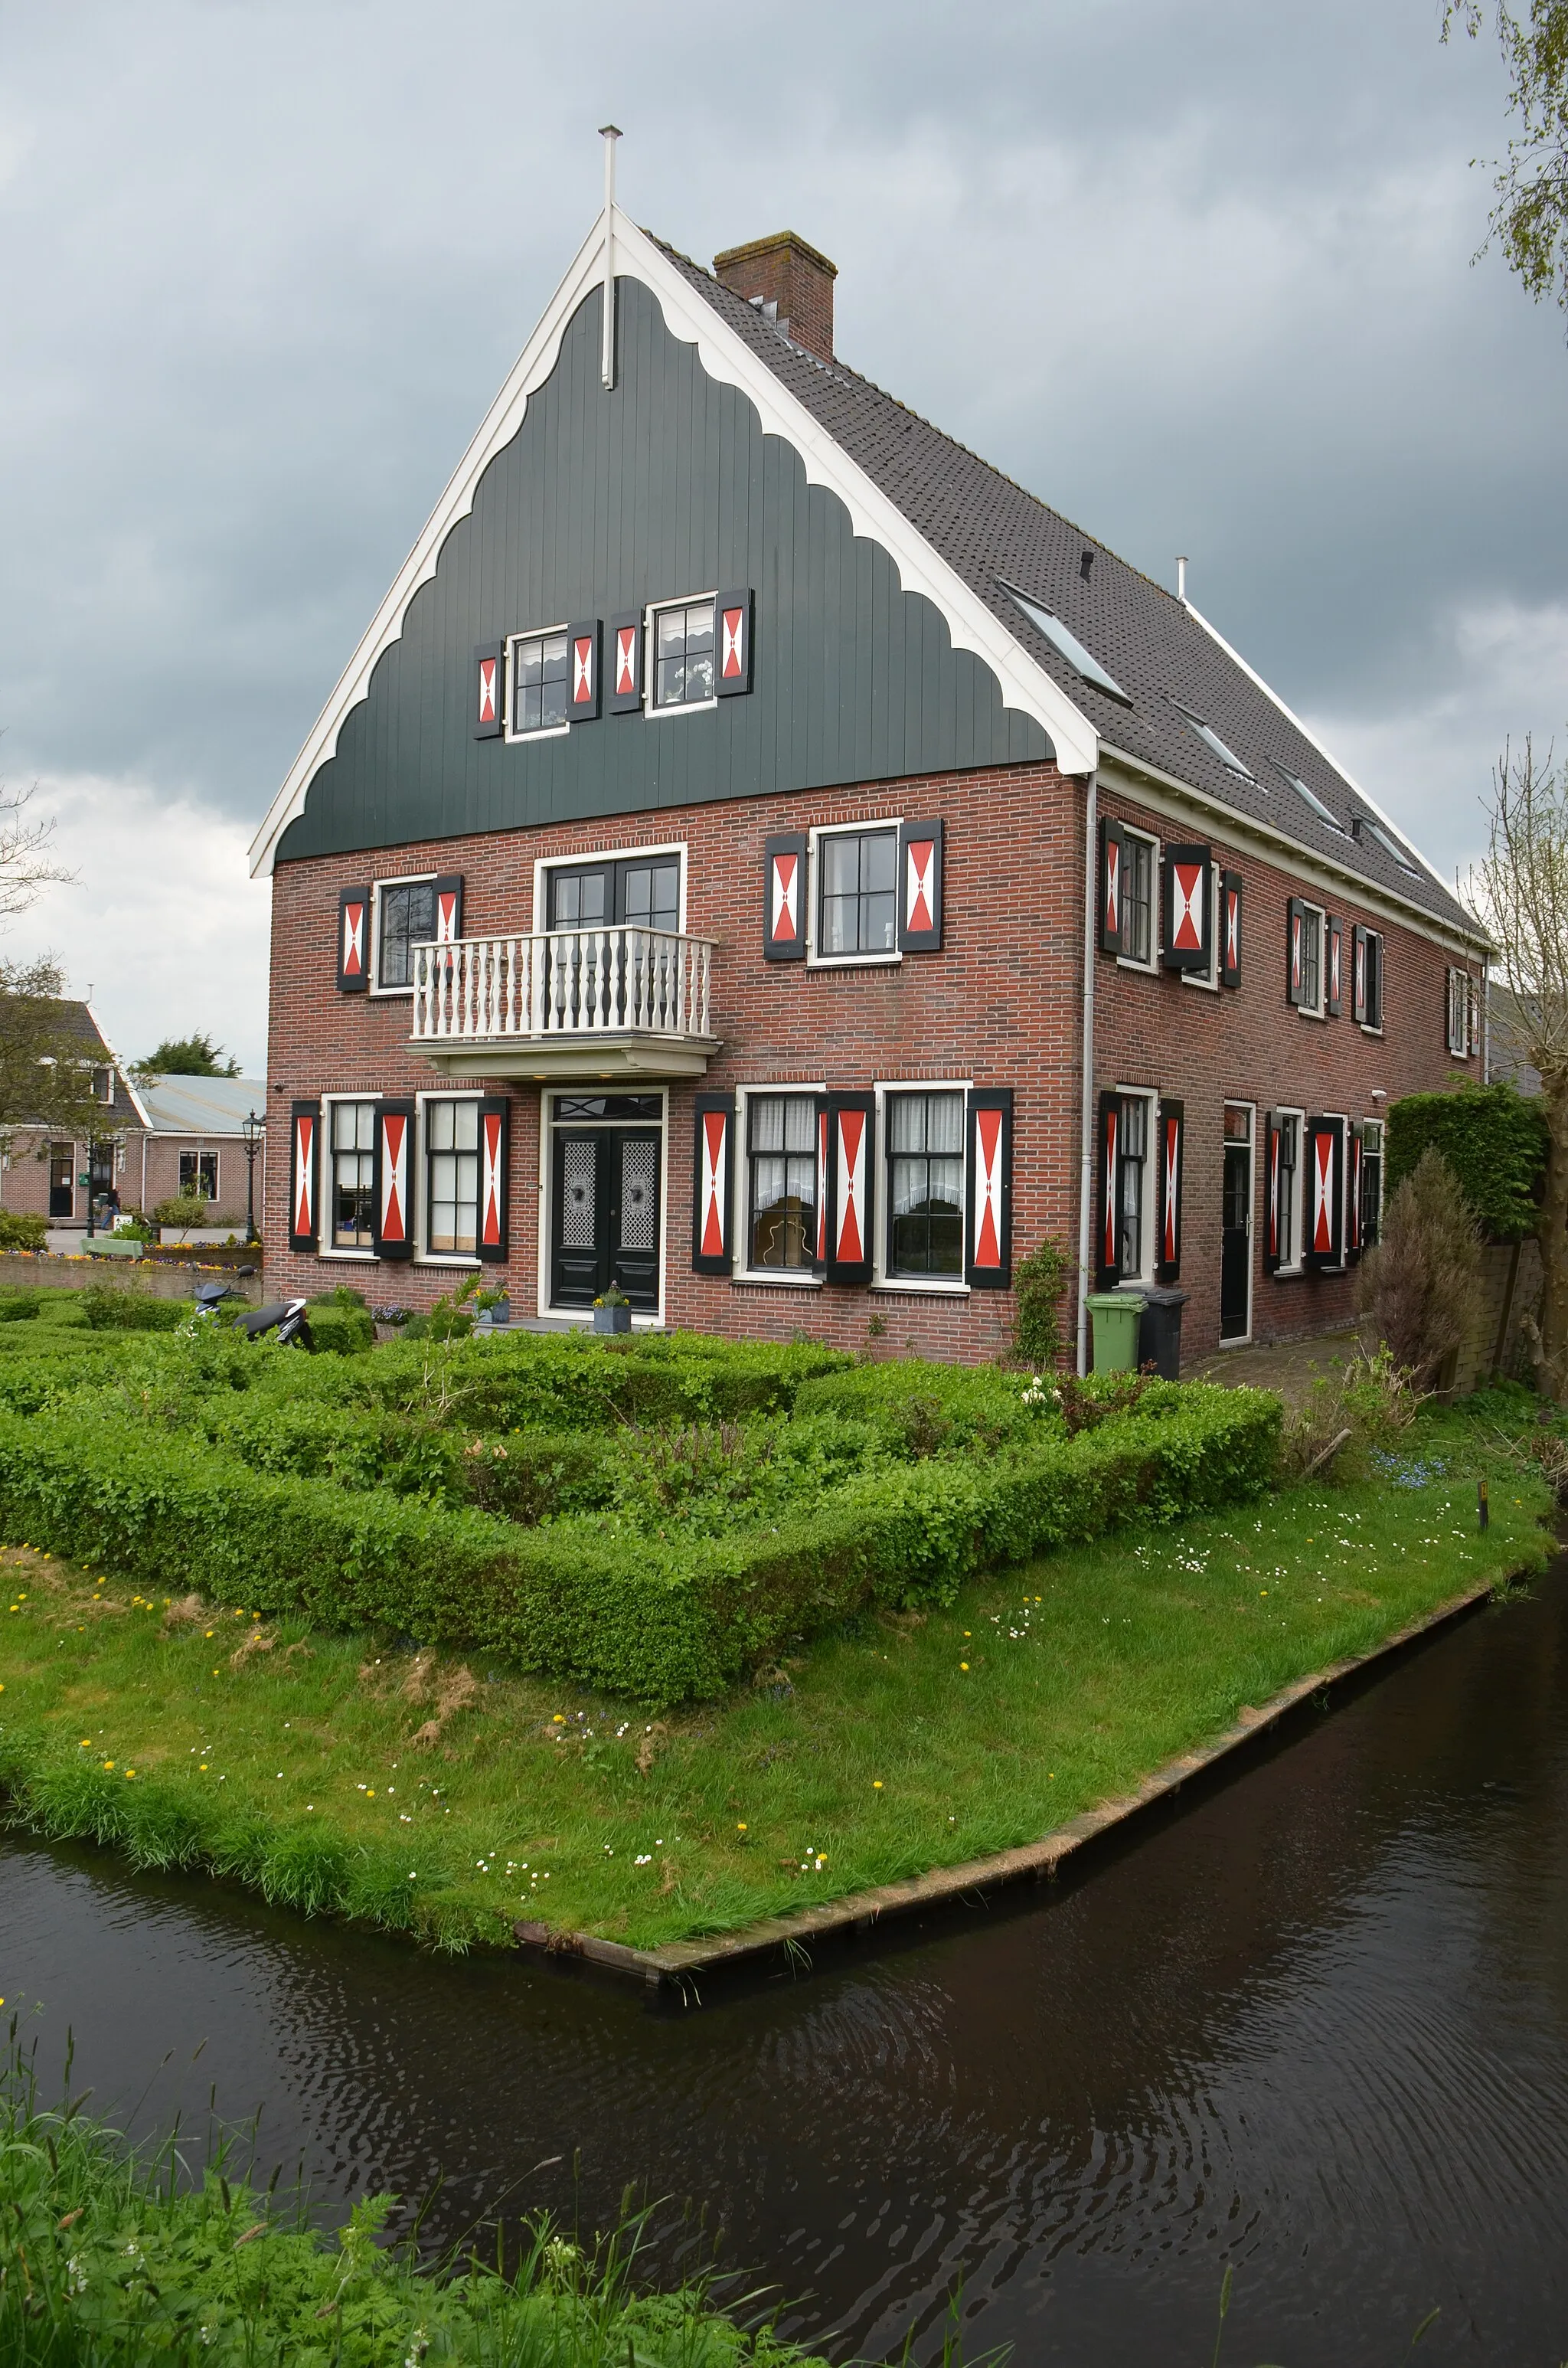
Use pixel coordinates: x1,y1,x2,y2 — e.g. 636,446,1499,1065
1076,769,1099,1377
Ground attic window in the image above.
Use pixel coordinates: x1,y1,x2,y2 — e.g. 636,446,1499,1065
1002,587,1129,702
1171,702,1253,779
1353,813,1419,876
1273,765,1347,835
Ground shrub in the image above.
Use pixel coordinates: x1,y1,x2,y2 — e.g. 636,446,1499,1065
1357,1146,1485,1390
79,1284,187,1332
1280,1343,1425,1481
1011,1235,1074,1368
0,1211,47,1251
152,1192,211,1227
302,1301,375,1355
1385,1081,1547,1241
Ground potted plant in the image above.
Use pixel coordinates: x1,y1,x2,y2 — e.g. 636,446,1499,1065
592,1283,632,1335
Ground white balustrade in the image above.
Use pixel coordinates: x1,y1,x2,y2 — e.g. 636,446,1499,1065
410,928,715,1045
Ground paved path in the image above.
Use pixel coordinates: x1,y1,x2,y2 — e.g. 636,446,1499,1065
1187,1326,1361,1411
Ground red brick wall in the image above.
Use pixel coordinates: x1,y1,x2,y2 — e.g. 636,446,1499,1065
263,760,1481,1362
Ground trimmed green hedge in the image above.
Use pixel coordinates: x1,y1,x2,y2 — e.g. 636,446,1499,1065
1386,1081,1547,1241
0,1383,1281,1705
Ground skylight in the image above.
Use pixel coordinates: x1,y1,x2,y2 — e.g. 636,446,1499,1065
1171,701,1253,780
1354,813,1419,875
1004,588,1129,702
1273,764,1346,834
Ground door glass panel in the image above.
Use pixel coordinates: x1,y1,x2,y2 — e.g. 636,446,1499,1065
620,1140,658,1250
561,1140,597,1248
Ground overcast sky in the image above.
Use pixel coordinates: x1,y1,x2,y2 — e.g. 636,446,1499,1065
3,0,1566,1074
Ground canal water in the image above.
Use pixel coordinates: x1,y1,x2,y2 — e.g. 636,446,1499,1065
5,1566,1568,2366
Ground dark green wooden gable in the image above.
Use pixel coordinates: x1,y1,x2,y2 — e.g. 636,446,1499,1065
276,276,1050,865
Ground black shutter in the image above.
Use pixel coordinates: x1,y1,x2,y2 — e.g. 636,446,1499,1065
1155,1098,1184,1282
692,1093,736,1275
1099,819,1125,957
567,620,601,720
897,819,944,953
1096,1089,1122,1289
1326,917,1343,1016
608,610,643,712
965,1088,1012,1287
371,1099,416,1262
289,1100,319,1252
1351,924,1368,1024
433,875,464,947
473,640,504,739
823,1092,875,1286
338,886,371,993
1161,844,1212,973
476,1097,509,1264
1220,870,1243,988
1366,932,1383,1029
715,588,754,696
763,832,808,961
1263,1110,1282,1275
1304,1115,1346,1269
1287,898,1307,1006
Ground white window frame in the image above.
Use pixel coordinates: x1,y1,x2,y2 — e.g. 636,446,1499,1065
733,1081,825,1288
1274,1105,1306,1277
370,872,437,999
178,1149,220,1201
530,840,688,934
1359,1116,1386,1245
318,1091,380,1261
1219,1101,1255,1346
1112,1084,1159,1284
1296,901,1328,1020
1446,966,1472,1058
1181,858,1223,993
806,818,903,970
503,621,573,746
414,1088,484,1268
534,1084,669,1328
1359,928,1386,1036
644,590,718,721
1116,826,1160,975
872,1080,972,1295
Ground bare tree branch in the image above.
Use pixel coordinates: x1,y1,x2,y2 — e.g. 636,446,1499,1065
0,777,77,927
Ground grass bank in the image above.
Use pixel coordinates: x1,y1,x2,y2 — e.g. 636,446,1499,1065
0,1407,1549,1954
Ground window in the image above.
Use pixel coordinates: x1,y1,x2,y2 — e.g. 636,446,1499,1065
1171,702,1252,779
887,1091,964,1278
1002,586,1129,702
1181,860,1222,991
1361,930,1385,1031
1277,1112,1302,1271
1361,1120,1383,1247
328,1101,375,1250
178,1150,218,1202
510,628,570,737
546,854,681,933
377,878,437,991
1301,905,1323,1012
1446,967,1473,1057
1116,1093,1152,1279
818,827,897,958
1275,765,1346,833
653,600,715,709
91,1066,114,1105
1353,813,1418,875
746,1094,818,1272
1119,831,1156,967
425,1098,479,1256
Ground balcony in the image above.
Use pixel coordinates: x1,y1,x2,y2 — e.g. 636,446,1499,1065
410,928,720,1081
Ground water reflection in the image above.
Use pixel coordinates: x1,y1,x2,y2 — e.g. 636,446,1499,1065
6,1572,1568,2366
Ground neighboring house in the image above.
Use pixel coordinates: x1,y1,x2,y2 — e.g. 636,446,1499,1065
250,201,1489,1362
0,1000,267,1229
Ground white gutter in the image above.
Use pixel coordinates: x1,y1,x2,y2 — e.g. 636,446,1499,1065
1076,768,1099,1378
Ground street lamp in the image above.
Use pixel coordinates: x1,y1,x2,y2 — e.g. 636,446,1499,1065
240,1109,264,1247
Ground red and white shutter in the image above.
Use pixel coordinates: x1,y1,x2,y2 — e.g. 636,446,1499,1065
338,887,371,993
1288,898,1307,1006
763,832,808,961
824,1092,875,1285
608,609,642,713
1305,1116,1345,1269
1220,870,1243,989
1155,1097,1184,1282
691,1094,736,1275
473,640,504,738
1161,844,1211,973
567,620,601,719
1099,819,1125,957
1327,917,1343,1016
372,1099,415,1262
965,1088,1012,1287
476,1097,509,1264
898,819,944,953
1351,925,1368,1024
714,588,753,696
1096,1089,1122,1289
1263,1110,1282,1274
289,1100,319,1251
433,875,464,947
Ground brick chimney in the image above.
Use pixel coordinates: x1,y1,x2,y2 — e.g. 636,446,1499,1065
714,231,837,363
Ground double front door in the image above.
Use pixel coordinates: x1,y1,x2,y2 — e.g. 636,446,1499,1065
549,1095,662,1310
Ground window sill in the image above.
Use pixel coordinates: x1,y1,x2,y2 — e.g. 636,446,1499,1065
806,951,903,970
733,1271,823,1290
320,1247,377,1261
1272,1264,1304,1281
1115,954,1158,976
505,722,570,746
872,1278,970,1297
1180,970,1220,993
1361,1023,1384,1038
416,1254,481,1269
1295,1004,1327,1022
645,697,717,722
369,986,415,1000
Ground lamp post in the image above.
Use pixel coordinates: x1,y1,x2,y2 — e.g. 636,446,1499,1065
240,1109,264,1246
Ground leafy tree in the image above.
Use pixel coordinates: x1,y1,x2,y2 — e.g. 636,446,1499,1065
1445,2,1568,320
0,957,101,1134
138,1032,240,1078
1385,1079,1547,1239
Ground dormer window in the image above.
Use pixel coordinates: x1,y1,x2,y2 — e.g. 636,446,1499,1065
1171,702,1253,779
1002,584,1129,703
1275,764,1346,834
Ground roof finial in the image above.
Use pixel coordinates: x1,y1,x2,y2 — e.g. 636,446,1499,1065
1176,555,1188,602
599,126,622,391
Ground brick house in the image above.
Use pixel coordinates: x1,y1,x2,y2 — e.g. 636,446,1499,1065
249,198,1488,1366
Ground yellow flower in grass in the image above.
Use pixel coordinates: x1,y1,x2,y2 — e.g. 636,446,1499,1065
959,1663,969,1672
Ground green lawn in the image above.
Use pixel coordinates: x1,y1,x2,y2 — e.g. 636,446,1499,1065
0,1409,1550,1954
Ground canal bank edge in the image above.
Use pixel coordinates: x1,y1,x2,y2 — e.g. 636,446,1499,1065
514,1570,1514,1993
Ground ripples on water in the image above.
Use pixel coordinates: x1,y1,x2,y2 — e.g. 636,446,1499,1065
5,1570,1568,2366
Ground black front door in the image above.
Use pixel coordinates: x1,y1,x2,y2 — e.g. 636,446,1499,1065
1220,1138,1252,1341
48,1143,74,1219
550,1126,662,1310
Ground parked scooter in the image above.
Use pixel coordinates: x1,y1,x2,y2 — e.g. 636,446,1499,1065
191,1280,315,1350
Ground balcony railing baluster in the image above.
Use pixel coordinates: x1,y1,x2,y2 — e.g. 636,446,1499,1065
410,926,717,1051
